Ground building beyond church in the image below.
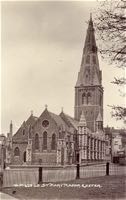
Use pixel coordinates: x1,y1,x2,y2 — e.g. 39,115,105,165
6,16,106,166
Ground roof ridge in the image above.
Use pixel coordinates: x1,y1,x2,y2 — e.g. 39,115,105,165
63,112,77,121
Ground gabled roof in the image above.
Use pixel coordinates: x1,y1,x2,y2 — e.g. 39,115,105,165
60,112,79,130
25,115,38,127
48,111,67,129
13,114,38,138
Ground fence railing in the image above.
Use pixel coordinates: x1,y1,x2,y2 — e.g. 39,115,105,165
2,163,126,187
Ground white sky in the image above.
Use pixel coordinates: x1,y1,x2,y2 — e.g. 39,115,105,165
1,1,125,134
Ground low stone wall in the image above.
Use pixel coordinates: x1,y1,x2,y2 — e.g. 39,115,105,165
2,164,126,187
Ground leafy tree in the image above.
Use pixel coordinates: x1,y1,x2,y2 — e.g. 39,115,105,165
94,0,126,122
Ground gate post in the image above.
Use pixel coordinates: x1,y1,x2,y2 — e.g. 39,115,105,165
38,167,43,184
76,163,80,179
106,162,109,176
0,172,3,190
76,152,80,179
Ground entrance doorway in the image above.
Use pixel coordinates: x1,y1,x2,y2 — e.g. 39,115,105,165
61,148,64,165
23,151,26,163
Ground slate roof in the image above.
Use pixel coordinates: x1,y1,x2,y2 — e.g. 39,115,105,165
13,114,38,138
26,115,38,126
60,112,79,130
48,111,67,129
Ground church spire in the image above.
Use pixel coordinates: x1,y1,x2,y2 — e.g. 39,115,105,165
76,15,102,87
74,15,103,131
10,120,13,136
83,13,97,55
90,13,92,21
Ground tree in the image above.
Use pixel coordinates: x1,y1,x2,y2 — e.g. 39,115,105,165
94,0,126,122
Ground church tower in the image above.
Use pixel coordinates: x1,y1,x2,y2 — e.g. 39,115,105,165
74,15,103,132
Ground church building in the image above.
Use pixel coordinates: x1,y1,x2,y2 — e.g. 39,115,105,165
7,16,106,166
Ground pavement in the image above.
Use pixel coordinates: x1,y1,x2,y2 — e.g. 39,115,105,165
0,192,19,200
1,175,126,200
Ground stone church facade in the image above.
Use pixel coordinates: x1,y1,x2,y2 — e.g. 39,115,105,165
7,16,106,166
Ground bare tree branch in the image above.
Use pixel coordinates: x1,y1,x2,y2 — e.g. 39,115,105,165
95,0,126,121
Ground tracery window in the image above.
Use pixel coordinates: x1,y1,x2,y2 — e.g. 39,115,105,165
14,147,20,156
29,125,32,139
22,129,25,135
99,95,102,106
43,131,47,150
42,120,49,128
51,133,56,150
82,93,86,104
35,133,39,150
87,92,91,104
59,131,62,139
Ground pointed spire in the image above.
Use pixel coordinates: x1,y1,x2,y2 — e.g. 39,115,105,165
61,107,64,113
78,111,87,127
76,14,101,87
22,121,26,126
89,13,93,25
45,104,48,110
90,13,92,21
30,110,33,116
10,120,13,135
96,110,103,122
83,14,97,54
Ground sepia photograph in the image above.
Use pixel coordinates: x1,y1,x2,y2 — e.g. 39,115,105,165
0,0,126,199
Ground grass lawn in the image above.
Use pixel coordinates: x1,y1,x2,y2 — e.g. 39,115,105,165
2,175,126,200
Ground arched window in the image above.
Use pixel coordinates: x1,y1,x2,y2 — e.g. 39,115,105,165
43,131,47,150
51,133,56,150
14,147,20,156
82,93,86,104
87,92,91,104
59,131,62,139
22,129,25,135
97,122,103,130
85,74,88,83
35,133,39,150
86,55,90,64
99,95,102,106
29,125,32,139
23,151,26,162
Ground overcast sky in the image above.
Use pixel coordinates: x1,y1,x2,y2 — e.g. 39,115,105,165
1,1,125,134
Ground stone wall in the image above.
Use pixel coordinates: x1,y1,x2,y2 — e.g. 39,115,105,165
12,142,27,165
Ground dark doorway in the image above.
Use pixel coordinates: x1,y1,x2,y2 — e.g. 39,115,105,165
61,148,64,165
23,151,26,162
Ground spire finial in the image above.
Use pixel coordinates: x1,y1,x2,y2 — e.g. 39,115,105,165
45,104,48,110
31,110,33,116
89,13,93,25
90,13,92,21
61,107,64,113
10,120,13,135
